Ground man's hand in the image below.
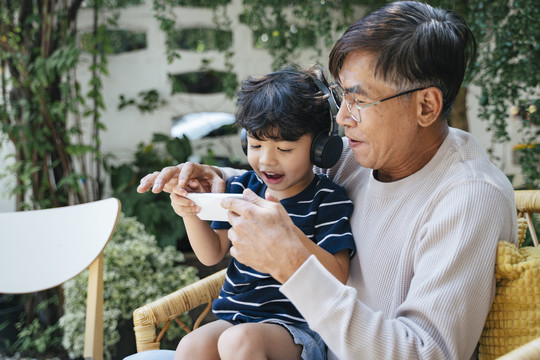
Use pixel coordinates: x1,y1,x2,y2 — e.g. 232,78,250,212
137,162,225,194
223,189,311,283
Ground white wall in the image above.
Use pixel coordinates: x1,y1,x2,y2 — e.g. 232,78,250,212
0,0,526,211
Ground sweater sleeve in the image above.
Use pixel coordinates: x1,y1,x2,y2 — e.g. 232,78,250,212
219,167,247,181
281,182,517,359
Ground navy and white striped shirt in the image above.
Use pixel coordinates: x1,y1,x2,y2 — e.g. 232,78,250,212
211,171,355,325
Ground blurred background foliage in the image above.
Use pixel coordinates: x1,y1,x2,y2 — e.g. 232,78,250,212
107,134,192,249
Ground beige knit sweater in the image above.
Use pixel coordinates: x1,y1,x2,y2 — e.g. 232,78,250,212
280,128,518,359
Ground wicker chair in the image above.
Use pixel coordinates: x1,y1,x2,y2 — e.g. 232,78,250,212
132,190,540,359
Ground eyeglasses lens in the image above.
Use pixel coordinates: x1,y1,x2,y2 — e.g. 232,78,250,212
331,85,360,122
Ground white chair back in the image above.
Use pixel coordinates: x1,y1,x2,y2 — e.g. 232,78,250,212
0,198,121,360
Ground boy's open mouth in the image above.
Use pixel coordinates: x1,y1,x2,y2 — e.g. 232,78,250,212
262,171,284,182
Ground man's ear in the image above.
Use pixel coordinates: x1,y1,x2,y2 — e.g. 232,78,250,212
417,87,443,127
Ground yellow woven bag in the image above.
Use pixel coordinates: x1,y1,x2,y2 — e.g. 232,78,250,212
478,217,540,359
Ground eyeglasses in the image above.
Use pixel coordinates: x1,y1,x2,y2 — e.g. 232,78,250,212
330,83,428,123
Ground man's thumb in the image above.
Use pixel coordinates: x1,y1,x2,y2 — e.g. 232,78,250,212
242,188,279,205
264,191,279,203
242,188,266,204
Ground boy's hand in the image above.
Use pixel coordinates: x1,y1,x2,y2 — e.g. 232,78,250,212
170,187,200,218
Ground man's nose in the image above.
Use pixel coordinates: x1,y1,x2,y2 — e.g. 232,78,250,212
336,105,357,127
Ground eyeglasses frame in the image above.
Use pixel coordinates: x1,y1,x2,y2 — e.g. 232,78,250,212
330,83,429,123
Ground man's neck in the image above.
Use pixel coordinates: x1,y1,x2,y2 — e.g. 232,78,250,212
376,125,449,182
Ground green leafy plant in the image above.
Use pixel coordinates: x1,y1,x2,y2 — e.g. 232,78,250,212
463,0,540,189
7,295,63,357
118,90,167,113
107,133,192,249
59,213,199,359
239,0,356,70
169,69,235,94
510,100,539,189
172,0,230,6
1,0,136,352
81,29,148,55
169,27,233,51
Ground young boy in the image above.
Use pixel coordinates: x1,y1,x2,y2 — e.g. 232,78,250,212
169,66,355,360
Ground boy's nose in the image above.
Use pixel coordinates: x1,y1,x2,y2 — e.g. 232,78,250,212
260,149,277,165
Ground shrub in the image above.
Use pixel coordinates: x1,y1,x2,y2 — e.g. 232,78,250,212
59,213,199,359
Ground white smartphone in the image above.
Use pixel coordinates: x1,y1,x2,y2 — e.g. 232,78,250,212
186,193,244,221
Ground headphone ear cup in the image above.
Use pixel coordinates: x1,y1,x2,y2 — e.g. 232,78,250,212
241,128,248,156
311,131,343,168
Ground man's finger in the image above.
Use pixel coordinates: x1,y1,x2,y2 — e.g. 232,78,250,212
243,188,274,207
210,172,226,193
156,166,183,192
137,172,158,193
151,167,171,192
178,162,197,188
139,171,164,193
222,194,250,217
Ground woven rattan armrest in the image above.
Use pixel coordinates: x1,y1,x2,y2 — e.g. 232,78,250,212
515,190,539,246
133,268,226,352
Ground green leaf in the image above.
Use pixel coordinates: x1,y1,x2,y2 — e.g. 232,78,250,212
166,136,192,163
110,164,135,193
152,133,170,143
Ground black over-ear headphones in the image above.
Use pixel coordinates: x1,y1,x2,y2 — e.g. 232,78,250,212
240,70,342,168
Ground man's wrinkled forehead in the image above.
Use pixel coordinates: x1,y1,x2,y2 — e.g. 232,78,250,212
337,51,389,96
337,81,368,97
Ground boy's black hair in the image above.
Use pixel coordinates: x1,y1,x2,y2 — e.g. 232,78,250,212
235,65,331,142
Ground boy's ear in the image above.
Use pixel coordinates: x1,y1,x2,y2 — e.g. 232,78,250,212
417,87,443,127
